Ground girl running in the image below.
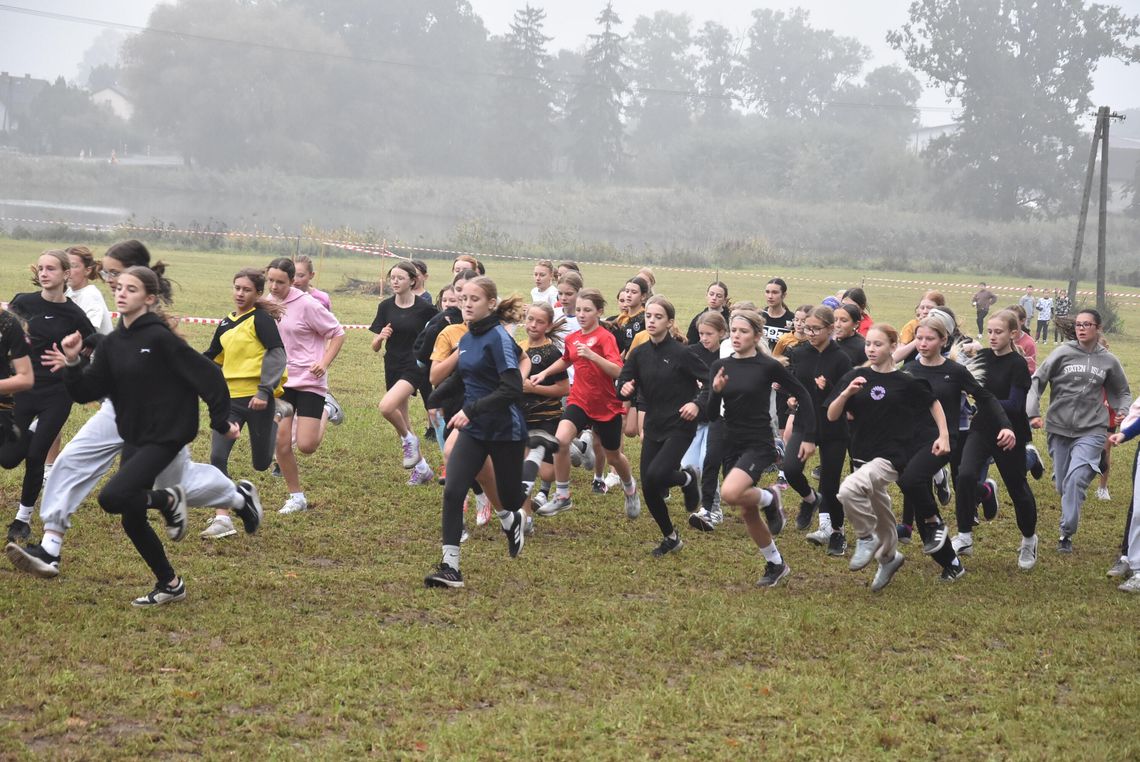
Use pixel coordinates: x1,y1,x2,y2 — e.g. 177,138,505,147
685,281,730,346
1027,309,1131,553
200,268,287,538
293,254,331,311
833,304,867,365
1108,398,1140,592
65,246,113,335
762,278,792,349
372,261,438,481
266,258,346,514
58,265,238,606
841,288,873,336
518,302,570,524
424,277,529,589
784,306,852,553
3,251,95,544
773,304,812,358
708,309,814,587
531,260,558,307
893,291,945,362
827,324,949,591
616,296,709,556
612,277,649,355
411,260,433,305
684,311,727,530
530,289,641,519
950,310,1040,568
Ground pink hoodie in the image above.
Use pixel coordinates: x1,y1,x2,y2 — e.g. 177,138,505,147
278,287,344,394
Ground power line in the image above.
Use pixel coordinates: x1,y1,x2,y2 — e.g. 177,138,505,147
0,2,962,113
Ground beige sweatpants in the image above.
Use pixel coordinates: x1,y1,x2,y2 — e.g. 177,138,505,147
837,457,899,562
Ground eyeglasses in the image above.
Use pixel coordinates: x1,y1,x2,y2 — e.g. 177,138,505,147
100,268,123,281
1073,322,1097,329
803,325,826,334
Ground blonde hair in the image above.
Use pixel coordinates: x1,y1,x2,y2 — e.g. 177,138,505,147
468,276,526,324
729,308,784,363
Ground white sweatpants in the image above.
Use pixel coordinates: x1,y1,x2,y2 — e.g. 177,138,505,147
41,400,241,533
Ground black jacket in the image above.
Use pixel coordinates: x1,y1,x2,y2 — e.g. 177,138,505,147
414,305,462,368
786,340,852,442
64,312,231,447
617,335,709,440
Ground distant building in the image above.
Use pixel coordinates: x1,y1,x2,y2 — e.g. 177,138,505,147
91,86,133,121
0,72,50,134
906,123,957,155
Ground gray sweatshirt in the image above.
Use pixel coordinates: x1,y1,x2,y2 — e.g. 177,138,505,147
1026,341,1131,437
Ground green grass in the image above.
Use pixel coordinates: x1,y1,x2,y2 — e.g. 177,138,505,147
0,238,1138,759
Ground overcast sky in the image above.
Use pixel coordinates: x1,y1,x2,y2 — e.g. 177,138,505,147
1,0,1136,126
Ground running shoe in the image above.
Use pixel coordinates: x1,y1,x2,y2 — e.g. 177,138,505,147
775,472,789,490
407,461,435,486
437,464,446,486
5,542,60,578
688,509,714,532
939,564,966,582
981,478,999,521
680,467,701,512
624,484,641,519
1018,534,1038,570
604,471,622,491
1096,487,1111,501
795,491,818,531
524,515,534,536
805,525,830,546
756,561,790,588
200,515,237,539
132,577,187,607
504,511,525,558
235,479,263,534
896,523,913,545
935,467,952,506
271,461,282,478
708,506,724,527
652,534,683,557
1118,575,1140,593
159,486,189,541
826,531,847,557
950,533,974,556
424,563,464,589
531,492,548,509
762,487,785,536
1106,558,1131,578
324,392,345,425
577,430,596,471
922,520,948,555
526,429,559,454
1057,536,1073,554
475,493,493,526
592,477,608,494
536,495,572,517
6,519,30,544
274,398,294,421
871,552,905,592
1026,444,1044,480
849,535,880,571
401,434,421,469
811,465,821,480
279,494,309,514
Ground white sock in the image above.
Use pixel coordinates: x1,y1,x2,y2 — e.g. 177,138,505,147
556,481,570,499
404,431,416,442
959,531,972,542
759,541,783,565
290,491,306,502
15,504,34,523
229,491,245,510
622,478,636,495
42,533,63,557
497,510,515,530
525,448,545,468
442,544,460,570
818,513,833,532
416,458,429,471
757,488,773,508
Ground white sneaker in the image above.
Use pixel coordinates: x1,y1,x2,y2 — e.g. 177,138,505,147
849,536,880,571
279,494,309,514
871,551,905,592
604,470,622,491
624,483,641,519
806,525,831,546
401,434,421,469
1096,487,1111,501
951,533,974,556
1017,534,1038,571
200,514,237,539
475,494,492,526
577,430,595,471
1118,575,1140,593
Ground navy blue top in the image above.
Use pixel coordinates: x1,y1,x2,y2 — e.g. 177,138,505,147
458,320,526,442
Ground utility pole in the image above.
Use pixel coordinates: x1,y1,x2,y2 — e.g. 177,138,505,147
1068,111,1102,305
1068,106,1124,310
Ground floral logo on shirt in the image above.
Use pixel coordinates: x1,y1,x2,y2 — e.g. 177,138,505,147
870,385,886,401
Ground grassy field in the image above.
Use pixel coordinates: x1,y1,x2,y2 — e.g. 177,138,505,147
0,237,1138,759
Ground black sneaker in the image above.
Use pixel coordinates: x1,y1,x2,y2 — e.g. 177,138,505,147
652,534,683,557
756,561,790,588
1026,446,1044,480
688,509,714,532
922,520,948,555
235,480,263,535
826,531,847,557
271,461,282,478
526,429,560,454
680,466,701,512
1057,537,1073,554
795,491,818,531
158,486,189,541
131,577,187,607
939,564,967,582
5,542,60,578
935,470,952,506
592,477,607,494
811,465,821,480
424,563,464,589
504,511,525,558
762,487,785,536
980,478,998,521
6,519,30,544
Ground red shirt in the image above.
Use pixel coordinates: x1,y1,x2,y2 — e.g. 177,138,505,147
1015,331,1037,373
563,327,624,421
857,311,873,337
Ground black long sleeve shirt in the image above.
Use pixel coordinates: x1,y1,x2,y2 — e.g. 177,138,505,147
617,335,709,441
786,340,852,442
707,354,815,449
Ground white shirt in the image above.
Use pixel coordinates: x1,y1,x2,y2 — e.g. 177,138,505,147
67,284,113,334
531,285,558,308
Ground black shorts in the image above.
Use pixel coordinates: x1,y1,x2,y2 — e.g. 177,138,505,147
384,362,429,395
282,388,326,419
562,404,622,451
723,443,780,485
527,418,559,463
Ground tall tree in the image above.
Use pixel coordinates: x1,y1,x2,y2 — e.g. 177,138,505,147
742,8,868,119
827,64,921,143
889,0,1140,219
627,11,696,147
693,21,741,128
565,3,629,181
489,5,555,179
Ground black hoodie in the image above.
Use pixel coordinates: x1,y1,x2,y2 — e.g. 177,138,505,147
64,312,231,447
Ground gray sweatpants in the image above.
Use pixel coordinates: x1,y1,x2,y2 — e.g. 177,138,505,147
1046,431,1106,540
837,457,899,563
41,400,242,534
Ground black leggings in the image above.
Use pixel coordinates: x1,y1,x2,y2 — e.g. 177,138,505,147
640,435,691,537
783,434,847,529
899,446,959,569
442,432,524,547
98,443,182,585
955,432,1037,538
701,419,726,510
210,397,278,476
0,383,75,507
